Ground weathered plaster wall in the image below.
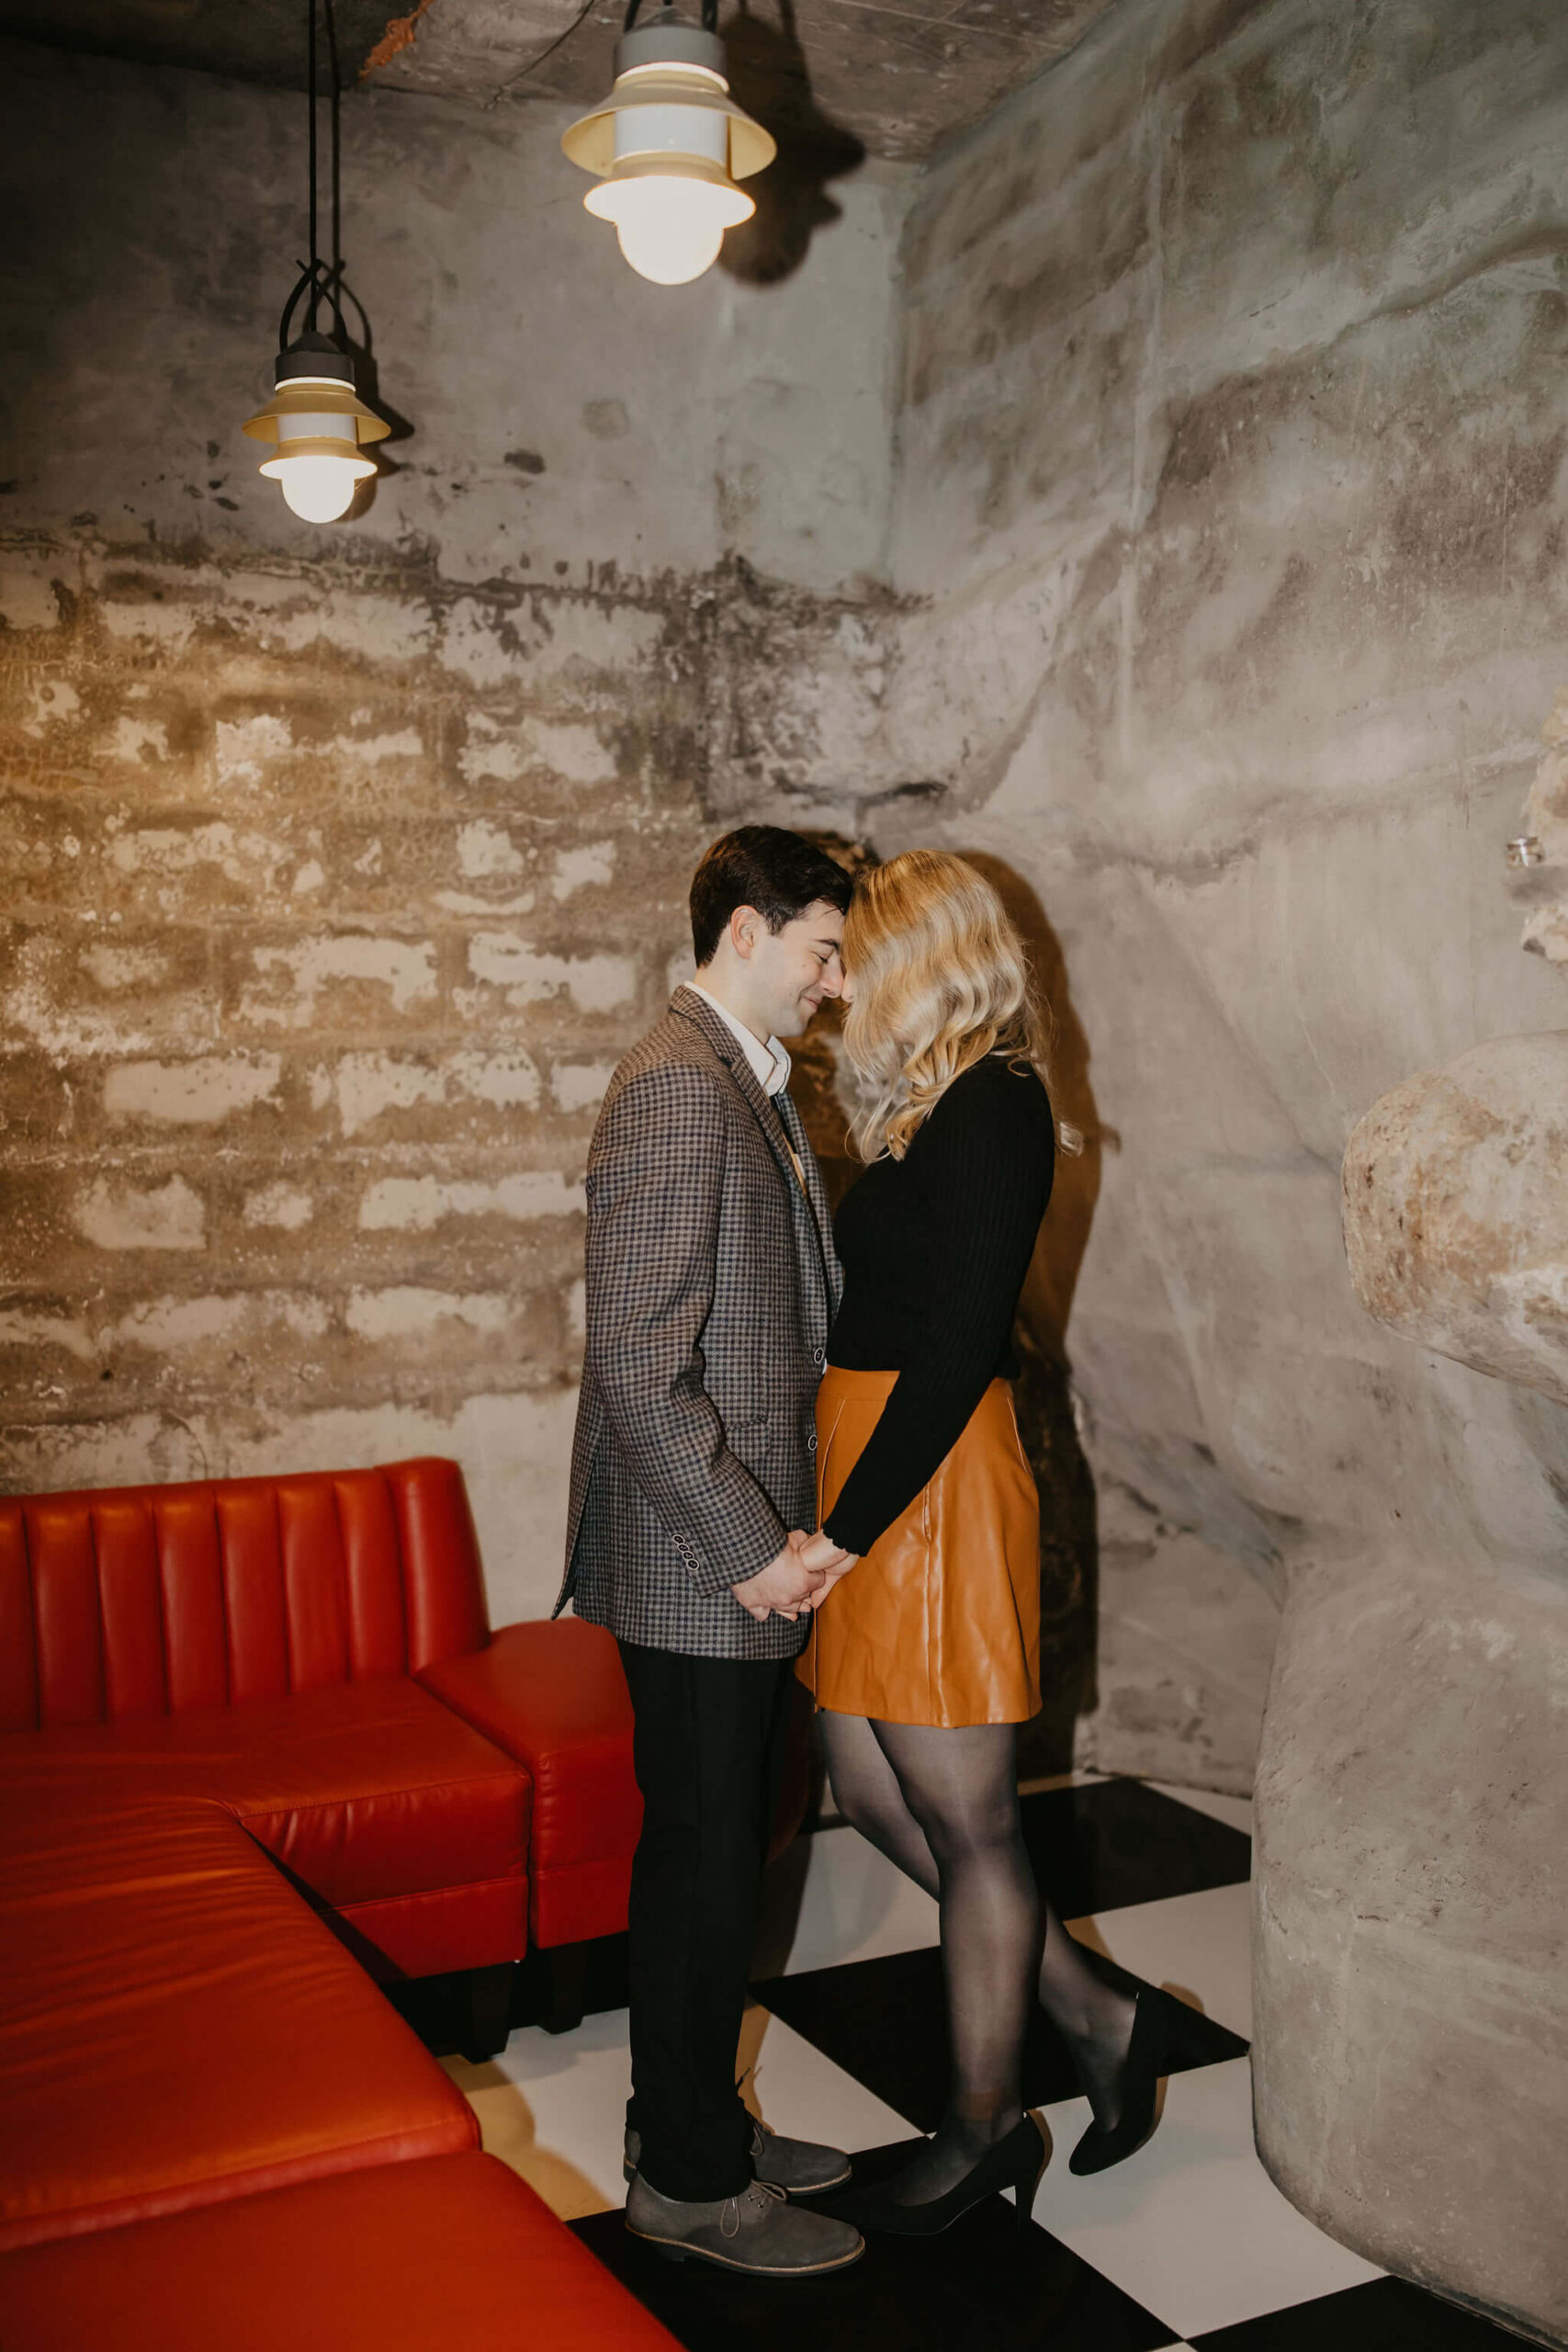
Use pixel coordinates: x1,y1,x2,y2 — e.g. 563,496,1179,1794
874,0,1568,1796
0,40,908,1622
877,0,1568,2330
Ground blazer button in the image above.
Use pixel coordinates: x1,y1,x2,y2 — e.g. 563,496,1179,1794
807,1433,818,1453
812,1345,826,1365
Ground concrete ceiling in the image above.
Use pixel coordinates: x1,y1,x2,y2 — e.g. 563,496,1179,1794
0,0,1124,161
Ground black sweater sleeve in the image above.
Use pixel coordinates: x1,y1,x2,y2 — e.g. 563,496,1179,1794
821,1067,1053,1557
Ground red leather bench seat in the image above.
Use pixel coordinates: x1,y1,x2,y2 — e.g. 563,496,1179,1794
0,1456,675,2344
420,1618,640,1949
0,1676,530,1978
0,2153,680,2352
0,1462,492,1736
0,1791,477,2252
0,1460,530,1978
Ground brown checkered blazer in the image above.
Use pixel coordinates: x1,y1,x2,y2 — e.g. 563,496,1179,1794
555,986,841,1659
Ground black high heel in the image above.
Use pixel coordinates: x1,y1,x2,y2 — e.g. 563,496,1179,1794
1068,1984,1208,2176
841,2113,1047,2236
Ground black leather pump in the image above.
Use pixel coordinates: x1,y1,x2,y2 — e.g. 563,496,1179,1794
1068,1985,1209,2176
840,2113,1047,2236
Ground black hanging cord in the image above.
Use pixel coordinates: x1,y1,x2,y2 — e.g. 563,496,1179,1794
277,0,346,356
307,0,319,313
324,0,343,295
623,0,720,32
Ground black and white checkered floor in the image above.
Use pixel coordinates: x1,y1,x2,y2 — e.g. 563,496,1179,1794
443,1776,1519,2350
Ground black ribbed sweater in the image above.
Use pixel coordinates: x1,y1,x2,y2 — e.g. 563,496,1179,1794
821,1054,1055,1557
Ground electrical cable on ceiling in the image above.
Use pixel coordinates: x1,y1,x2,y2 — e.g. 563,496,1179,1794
483,0,604,109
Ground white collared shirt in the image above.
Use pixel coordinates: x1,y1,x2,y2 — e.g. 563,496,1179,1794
687,982,792,1099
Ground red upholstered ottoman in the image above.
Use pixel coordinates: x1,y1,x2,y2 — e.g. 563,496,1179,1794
418,1616,816,2030
0,2153,681,2352
419,1618,640,2027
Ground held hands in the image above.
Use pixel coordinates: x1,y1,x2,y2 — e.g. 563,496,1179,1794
730,1530,861,1623
795,1527,859,1610
730,1535,826,1623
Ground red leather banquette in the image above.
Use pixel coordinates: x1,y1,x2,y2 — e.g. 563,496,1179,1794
0,1457,660,2349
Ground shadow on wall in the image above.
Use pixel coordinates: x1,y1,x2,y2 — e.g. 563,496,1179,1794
717,0,867,288
963,853,1103,1776
333,273,418,522
788,830,876,1211
794,837,1105,1778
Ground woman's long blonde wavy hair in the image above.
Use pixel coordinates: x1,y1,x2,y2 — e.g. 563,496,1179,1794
841,850,1077,1164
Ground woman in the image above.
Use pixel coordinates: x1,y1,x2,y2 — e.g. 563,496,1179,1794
796,852,1192,2234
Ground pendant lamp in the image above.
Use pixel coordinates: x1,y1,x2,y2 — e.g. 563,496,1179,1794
563,1,775,287
243,0,388,522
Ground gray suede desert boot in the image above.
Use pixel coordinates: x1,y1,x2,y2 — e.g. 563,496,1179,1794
624,2118,852,2196
624,2175,864,2276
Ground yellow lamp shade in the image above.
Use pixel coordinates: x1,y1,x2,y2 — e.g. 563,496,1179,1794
563,22,773,286
243,370,389,524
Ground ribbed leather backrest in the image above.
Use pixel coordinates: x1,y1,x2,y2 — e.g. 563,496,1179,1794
0,1456,490,1731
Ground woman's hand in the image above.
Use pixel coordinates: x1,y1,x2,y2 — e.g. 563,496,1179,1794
731,1536,825,1622
795,1528,860,1607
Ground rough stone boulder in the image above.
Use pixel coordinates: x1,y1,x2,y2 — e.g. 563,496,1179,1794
1253,1545,1568,2345
1252,1019,1568,2345
1341,1033,1568,1408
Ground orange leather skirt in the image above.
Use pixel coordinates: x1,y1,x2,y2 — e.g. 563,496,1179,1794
796,1367,1042,1728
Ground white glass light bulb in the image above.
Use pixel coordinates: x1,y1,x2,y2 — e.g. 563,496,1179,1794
586,173,751,286
275,454,361,523
617,209,723,285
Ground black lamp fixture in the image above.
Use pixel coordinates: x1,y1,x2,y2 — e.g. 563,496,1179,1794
242,0,388,522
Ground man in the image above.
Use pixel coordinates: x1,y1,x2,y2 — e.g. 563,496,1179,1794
556,826,862,2277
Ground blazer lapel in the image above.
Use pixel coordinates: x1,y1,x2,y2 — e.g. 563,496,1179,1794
670,988,833,1316
775,1088,840,1316
671,987,799,1189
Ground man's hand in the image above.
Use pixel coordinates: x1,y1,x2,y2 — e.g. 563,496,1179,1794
795,1528,859,1609
731,1536,825,1623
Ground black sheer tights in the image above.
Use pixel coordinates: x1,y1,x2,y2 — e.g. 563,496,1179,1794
820,1711,1135,2204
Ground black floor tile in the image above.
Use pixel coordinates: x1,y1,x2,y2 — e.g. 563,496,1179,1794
751,1946,1247,2132
392,1780,1243,2059
1191,2274,1530,2350
572,2140,1179,2352
1021,1779,1250,1917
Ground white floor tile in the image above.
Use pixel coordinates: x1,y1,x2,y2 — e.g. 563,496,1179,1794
756,1819,940,1977
1147,1780,1255,1839
444,2008,634,2220
1067,1880,1255,2040
1027,2056,1382,2339
772,1778,1248,1984
737,2004,919,2155
445,1999,912,2225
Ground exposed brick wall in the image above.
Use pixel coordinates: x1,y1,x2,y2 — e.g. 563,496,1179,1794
0,533,739,1614
0,502,912,1618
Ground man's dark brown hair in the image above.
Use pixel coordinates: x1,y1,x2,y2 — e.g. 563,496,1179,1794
690,827,854,967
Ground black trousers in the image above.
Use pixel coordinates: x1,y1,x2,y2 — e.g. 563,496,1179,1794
617,1640,795,2204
